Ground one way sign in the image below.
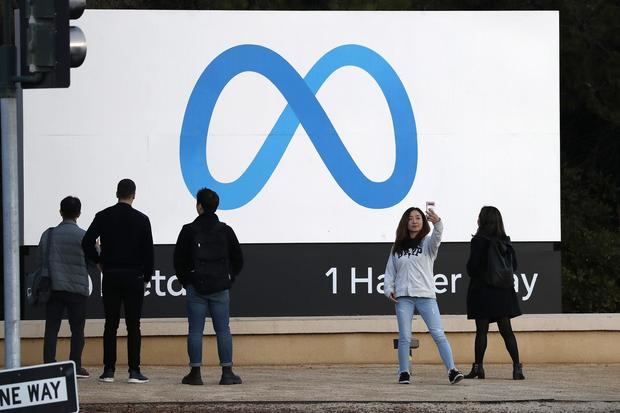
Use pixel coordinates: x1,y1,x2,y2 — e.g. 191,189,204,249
0,361,78,412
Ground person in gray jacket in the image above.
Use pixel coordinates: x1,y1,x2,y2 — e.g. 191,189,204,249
41,196,94,378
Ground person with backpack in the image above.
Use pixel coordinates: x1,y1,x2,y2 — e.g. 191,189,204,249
174,188,244,386
464,206,524,380
383,206,464,385
41,196,95,379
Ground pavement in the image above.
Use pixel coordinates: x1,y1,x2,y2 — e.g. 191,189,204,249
77,364,620,412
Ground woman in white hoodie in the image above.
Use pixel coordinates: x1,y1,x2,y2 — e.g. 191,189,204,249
384,206,463,385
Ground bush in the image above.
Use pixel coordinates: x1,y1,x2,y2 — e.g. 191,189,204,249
562,166,620,312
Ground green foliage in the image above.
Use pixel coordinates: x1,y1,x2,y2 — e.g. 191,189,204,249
561,1,620,183
561,166,619,312
558,1,619,311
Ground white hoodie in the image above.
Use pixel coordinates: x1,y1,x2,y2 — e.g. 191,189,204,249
383,220,443,299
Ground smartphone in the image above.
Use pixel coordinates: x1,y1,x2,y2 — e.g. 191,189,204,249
425,201,435,214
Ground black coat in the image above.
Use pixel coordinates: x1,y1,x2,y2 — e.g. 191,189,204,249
82,203,154,282
465,235,522,322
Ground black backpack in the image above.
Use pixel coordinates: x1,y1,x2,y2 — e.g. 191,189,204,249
190,222,231,295
484,238,515,289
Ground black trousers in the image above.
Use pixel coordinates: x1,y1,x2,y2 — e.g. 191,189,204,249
102,270,145,371
43,291,87,368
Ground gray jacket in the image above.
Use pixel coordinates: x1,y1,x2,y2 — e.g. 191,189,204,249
38,220,92,297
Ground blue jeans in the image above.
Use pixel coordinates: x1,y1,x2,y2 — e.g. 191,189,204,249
186,286,232,367
395,296,456,374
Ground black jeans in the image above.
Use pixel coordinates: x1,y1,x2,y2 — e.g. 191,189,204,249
102,270,145,372
43,291,87,368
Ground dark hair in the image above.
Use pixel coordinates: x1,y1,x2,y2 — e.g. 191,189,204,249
60,196,81,219
393,207,430,256
116,179,136,199
196,188,219,213
476,206,508,238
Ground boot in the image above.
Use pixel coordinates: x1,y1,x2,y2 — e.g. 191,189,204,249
513,363,525,380
219,366,242,385
464,363,485,379
182,366,203,385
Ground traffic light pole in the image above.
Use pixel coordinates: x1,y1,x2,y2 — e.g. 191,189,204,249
1,96,21,369
1,0,87,368
1,2,21,369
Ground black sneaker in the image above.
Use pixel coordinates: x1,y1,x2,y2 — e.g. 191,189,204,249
449,369,464,385
76,367,90,379
398,371,410,384
98,368,114,383
128,370,150,384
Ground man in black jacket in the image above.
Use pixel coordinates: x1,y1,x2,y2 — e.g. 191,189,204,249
82,179,154,384
174,187,243,386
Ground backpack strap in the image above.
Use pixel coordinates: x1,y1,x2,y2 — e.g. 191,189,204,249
44,227,54,279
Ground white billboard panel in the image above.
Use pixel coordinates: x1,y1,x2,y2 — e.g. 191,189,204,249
23,11,559,244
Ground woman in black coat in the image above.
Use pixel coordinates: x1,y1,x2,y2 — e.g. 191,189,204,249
464,206,525,380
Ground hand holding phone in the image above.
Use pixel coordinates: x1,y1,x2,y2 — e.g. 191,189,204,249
425,201,435,213
425,201,440,224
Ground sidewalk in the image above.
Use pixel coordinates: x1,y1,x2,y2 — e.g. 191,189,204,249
77,364,620,412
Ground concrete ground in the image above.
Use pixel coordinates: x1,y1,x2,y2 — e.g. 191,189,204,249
77,364,620,412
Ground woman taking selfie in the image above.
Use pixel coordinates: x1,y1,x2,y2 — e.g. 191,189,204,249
465,206,525,380
384,206,464,385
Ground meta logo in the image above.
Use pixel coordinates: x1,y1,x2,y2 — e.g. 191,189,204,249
180,44,417,209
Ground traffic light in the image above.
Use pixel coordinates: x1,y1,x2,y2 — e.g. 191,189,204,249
19,0,87,89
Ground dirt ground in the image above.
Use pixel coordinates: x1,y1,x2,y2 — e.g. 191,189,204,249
80,401,620,413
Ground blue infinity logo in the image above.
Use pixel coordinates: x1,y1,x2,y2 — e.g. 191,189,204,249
180,44,417,209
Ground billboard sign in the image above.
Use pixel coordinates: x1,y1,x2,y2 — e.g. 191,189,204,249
21,11,561,318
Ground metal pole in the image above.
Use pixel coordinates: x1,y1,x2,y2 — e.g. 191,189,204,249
1,96,20,369
1,1,21,369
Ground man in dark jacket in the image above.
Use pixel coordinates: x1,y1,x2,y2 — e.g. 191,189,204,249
41,196,94,379
174,187,243,386
82,179,154,384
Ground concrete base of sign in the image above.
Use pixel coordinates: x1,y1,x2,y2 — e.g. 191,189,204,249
3,314,619,366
